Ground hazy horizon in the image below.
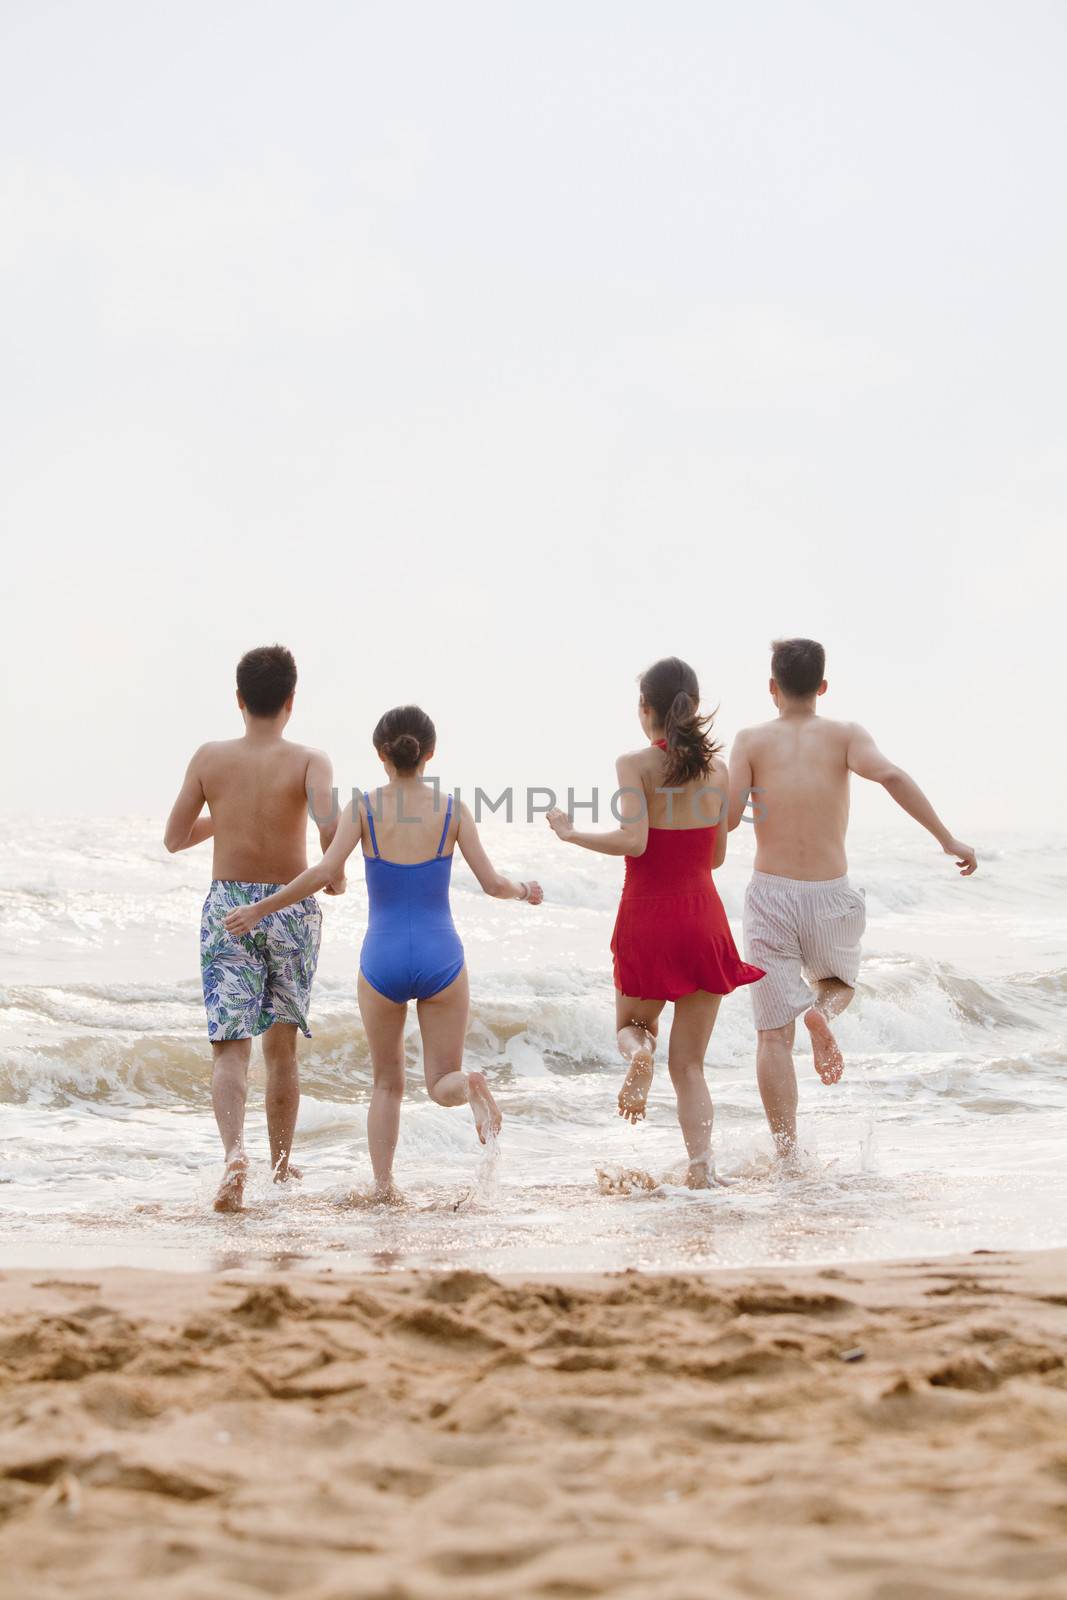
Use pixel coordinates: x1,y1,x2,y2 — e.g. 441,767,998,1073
2,2,1064,831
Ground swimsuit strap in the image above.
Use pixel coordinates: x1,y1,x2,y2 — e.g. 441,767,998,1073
435,793,454,856
653,739,667,750
364,788,380,857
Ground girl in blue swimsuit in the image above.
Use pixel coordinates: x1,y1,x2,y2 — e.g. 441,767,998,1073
224,704,543,1197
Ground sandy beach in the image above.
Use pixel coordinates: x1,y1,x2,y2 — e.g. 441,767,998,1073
2,1251,1066,1599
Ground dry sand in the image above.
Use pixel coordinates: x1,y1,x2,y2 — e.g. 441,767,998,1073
1,1250,1066,1600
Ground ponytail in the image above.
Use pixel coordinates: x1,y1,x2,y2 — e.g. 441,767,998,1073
639,658,721,786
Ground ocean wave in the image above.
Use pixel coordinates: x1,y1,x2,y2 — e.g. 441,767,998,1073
0,946,1060,1112
0,990,609,1109
6,819,1067,929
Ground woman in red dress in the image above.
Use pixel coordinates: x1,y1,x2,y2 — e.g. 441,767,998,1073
547,657,764,1186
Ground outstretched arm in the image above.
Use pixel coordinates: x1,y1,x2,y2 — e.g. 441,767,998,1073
163,748,215,853
456,803,543,903
222,800,364,935
846,725,977,875
546,754,649,857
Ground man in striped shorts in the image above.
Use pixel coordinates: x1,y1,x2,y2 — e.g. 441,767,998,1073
728,639,977,1158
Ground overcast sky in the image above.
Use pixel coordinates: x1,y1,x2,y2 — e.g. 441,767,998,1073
2,1,1064,833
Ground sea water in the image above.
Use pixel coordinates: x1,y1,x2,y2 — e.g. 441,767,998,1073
1,816,1064,1274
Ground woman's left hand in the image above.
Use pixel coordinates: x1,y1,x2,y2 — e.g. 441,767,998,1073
545,808,574,842
224,904,263,938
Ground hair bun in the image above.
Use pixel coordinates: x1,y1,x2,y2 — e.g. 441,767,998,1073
387,733,421,764
372,704,436,772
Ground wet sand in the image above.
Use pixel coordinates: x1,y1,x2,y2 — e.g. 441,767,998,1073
1,1250,1066,1599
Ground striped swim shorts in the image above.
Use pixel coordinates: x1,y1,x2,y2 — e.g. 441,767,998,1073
742,872,866,1031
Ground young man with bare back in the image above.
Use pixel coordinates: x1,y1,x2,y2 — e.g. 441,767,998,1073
164,645,341,1211
728,639,977,1159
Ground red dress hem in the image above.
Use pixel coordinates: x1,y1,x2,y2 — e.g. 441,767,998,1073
610,825,765,1003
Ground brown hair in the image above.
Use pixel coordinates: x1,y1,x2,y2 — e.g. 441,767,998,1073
236,644,297,717
372,704,436,771
638,657,722,786
770,638,825,698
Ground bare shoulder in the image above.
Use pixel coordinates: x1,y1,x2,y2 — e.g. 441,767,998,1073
734,719,778,747
816,718,859,744
193,740,248,792
194,738,238,768
290,742,334,770
728,724,762,758
708,754,729,783
808,719,858,774
617,746,654,772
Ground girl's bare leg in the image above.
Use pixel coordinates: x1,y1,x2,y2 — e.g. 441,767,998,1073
614,995,666,1124
418,969,499,1141
667,991,722,1187
357,974,408,1196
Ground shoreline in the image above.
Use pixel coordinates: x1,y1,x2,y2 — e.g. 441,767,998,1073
2,1249,1066,1598
8,1231,1067,1278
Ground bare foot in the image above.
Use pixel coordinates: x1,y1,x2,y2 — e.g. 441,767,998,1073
596,1165,658,1195
273,1161,302,1184
466,1071,503,1144
213,1152,248,1213
685,1156,713,1189
618,1049,654,1124
774,1133,801,1167
804,1007,844,1085
334,1181,404,1209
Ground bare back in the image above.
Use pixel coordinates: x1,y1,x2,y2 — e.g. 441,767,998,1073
735,716,852,879
359,779,456,862
199,738,321,882
627,746,728,830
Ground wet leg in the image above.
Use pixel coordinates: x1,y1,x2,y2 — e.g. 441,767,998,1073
804,978,855,1085
418,970,499,1141
667,991,722,1186
358,975,408,1198
615,995,664,1124
756,1020,800,1159
262,1021,301,1181
211,1038,252,1211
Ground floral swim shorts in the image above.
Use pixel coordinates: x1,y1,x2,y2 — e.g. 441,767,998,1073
200,880,322,1041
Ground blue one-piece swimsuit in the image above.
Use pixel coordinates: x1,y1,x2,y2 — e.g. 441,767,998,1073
359,793,465,1004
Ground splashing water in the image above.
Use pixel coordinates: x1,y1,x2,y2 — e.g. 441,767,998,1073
1,816,1066,1273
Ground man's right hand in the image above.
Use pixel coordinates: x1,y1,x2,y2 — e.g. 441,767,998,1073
944,839,978,876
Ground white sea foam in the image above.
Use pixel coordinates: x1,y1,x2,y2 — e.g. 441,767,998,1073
1,816,1065,1271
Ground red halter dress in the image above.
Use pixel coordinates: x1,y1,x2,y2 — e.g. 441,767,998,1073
610,744,766,1002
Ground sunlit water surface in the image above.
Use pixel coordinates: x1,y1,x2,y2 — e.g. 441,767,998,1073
1,817,1064,1275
